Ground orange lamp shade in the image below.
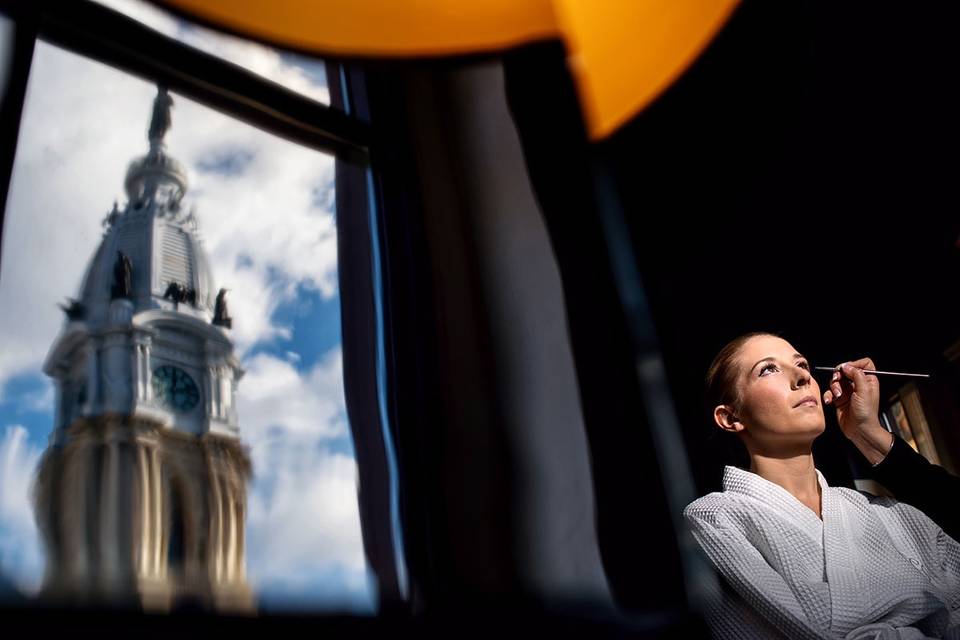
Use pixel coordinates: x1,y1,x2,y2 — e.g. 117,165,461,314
160,0,740,140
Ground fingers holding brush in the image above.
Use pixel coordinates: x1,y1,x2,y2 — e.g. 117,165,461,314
823,358,885,443
821,358,893,464
840,358,881,412
823,357,876,406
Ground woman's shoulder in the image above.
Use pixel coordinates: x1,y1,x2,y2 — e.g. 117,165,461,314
684,491,741,527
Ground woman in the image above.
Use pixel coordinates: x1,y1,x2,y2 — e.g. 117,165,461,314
684,332,960,639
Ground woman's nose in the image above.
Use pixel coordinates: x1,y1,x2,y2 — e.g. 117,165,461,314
793,367,811,388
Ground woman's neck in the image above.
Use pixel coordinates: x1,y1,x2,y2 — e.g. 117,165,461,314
749,451,822,519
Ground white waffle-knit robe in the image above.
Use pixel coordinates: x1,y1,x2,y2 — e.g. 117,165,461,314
684,466,960,639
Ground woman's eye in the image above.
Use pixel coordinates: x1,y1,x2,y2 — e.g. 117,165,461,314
760,363,778,376
798,361,810,370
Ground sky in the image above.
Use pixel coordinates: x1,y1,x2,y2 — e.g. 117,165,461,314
0,0,376,613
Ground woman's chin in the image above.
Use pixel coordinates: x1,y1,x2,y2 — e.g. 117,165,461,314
799,420,826,438
790,411,826,434
765,420,825,448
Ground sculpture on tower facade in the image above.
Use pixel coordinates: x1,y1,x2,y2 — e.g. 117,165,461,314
57,297,85,321
162,281,197,305
213,288,232,328
111,251,133,299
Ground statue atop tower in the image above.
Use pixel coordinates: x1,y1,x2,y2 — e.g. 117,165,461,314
148,85,174,147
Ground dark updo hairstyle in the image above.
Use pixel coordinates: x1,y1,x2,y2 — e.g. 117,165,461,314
704,331,779,468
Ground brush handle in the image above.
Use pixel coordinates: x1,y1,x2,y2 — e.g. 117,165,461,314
814,366,930,379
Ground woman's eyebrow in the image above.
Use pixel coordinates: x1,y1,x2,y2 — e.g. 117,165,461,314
749,357,775,374
749,354,805,374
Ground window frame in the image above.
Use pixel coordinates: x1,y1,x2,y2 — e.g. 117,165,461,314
0,0,405,617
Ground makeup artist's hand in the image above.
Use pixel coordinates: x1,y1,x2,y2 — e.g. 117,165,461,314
823,358,894,465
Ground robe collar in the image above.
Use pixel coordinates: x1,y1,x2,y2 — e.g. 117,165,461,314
722,464,826,541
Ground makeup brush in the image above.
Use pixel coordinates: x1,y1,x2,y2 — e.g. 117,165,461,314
813,366,930,379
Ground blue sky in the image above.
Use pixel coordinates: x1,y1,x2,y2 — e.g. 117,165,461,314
0,4,377,613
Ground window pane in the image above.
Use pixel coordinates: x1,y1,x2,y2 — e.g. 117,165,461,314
0,40,373,613
93,0,330,105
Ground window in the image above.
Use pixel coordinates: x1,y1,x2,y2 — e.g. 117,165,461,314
0,2,394,615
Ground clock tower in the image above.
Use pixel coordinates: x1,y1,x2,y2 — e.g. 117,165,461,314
34,86,253,612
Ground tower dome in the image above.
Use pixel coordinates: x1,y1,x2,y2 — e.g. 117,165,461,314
74,86,216,324
46,84,238,437
124,145,188,206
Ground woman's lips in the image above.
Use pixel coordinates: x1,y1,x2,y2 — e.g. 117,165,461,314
794,396,818,408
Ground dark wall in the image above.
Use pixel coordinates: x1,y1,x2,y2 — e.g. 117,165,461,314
600,0,960,493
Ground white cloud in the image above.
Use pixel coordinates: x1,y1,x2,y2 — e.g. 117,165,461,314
239,349,368,608
0,425,44,594
0,32,368,609
246,449,365,586
239,349,347,444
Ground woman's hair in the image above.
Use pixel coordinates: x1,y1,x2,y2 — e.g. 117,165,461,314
704,331,779,468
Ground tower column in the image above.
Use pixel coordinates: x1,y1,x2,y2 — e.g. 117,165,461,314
83,338,101,415
61,442,90,585
208,457,224,583
225,478,237,582
142,337,153,402
100,431,120,586
130,346,140,405
207,365,217,419
230,377,239,425
217,472,229,581
137,442,151,576
219,367,230,418
132,334,146,404
237,502,246,581
151,445,163,577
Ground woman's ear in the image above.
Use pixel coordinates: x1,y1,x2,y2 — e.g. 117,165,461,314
714,405,744,433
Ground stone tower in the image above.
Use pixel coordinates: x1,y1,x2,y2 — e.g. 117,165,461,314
34,86,253,612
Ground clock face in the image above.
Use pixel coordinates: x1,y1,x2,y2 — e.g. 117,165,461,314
152,365,200,412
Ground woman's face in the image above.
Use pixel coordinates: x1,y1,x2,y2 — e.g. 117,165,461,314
727,335,825,450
